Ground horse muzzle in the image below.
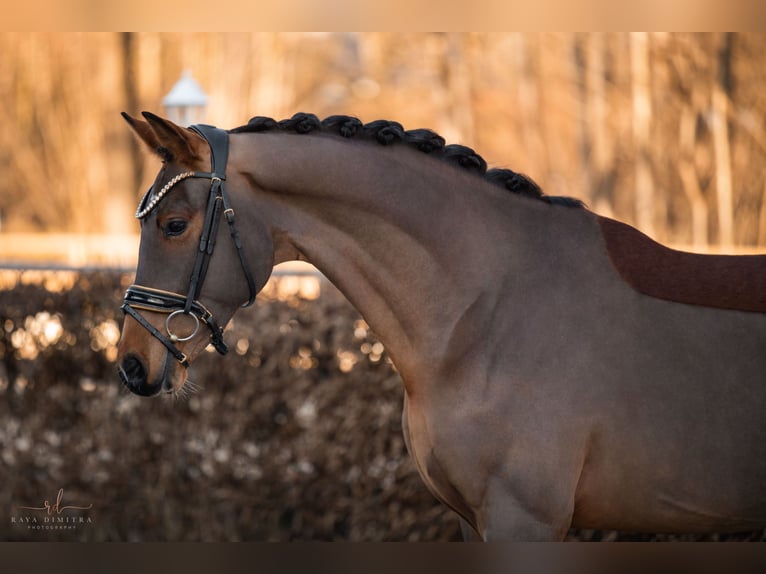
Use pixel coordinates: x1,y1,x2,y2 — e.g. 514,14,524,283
118,285,228,396
117,352,165,396
120,284,229,369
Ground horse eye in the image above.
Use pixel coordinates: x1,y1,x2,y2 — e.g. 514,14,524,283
163,219,188,237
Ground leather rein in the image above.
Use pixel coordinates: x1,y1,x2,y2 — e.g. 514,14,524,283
121,124,256,368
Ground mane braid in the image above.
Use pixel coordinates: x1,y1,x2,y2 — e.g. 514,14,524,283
229,113,584,208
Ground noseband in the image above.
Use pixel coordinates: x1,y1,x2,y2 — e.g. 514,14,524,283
121,124,256,368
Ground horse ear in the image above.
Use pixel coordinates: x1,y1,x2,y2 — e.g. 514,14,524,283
122,112,161,153
139,111,206,165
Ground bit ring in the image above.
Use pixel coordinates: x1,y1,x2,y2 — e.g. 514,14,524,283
165,310,200,342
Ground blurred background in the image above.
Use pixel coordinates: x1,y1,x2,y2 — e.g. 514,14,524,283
1,32,766,261
1,33,766,541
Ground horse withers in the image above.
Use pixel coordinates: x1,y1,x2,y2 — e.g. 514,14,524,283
116,111,766,540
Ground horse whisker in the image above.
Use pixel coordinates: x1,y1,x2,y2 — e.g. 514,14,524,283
184,379,204,394
165,377,203,403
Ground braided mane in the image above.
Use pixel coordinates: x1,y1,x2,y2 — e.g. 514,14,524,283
229,113,584,208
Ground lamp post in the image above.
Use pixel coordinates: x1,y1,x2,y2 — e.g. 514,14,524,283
162,70,209,126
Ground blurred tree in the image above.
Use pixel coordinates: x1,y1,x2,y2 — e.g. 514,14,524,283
631,32,656,240
0,33,765,254
121,32,143,196
574,33,616,218
441,33,475,144
712,32,734,248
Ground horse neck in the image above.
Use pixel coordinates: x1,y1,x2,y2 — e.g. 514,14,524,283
232,132,571,385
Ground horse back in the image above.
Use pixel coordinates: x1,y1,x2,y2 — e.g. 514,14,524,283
597,216,766,314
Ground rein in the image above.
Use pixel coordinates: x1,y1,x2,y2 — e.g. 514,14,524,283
121,124,256,368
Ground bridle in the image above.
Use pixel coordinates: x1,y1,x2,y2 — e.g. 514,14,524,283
121,124,256,368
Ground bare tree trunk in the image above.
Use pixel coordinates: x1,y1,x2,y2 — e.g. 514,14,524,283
711,32,734,248
588,34,609,174
678,105,709,248
443,33,475,145
251,34,292,119
574,35,591,193
575,33,613,216
630,32,655,238
512,33,549,186
122,32,142,194
759,178,766,246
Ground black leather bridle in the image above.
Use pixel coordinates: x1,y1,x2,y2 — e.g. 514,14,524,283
121,124,256,368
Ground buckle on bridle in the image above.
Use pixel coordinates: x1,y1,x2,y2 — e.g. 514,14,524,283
122,285,229,366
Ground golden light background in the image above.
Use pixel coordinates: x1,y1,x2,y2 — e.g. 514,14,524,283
0,33,765,266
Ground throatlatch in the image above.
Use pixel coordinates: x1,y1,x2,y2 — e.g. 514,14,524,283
121,124,257,367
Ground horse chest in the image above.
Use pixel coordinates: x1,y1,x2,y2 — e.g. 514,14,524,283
402,393,479,526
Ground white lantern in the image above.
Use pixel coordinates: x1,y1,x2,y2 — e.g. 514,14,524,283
162,70,209,127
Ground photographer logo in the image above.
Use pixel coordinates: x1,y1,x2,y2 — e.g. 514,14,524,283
11,488,94,532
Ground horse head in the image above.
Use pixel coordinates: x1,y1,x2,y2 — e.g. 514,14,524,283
117,112,273,396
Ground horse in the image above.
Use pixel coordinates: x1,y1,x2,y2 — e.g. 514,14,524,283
116,111,766,541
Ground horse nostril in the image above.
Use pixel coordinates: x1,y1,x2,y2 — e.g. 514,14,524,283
118,354,158,396
123,354,146,383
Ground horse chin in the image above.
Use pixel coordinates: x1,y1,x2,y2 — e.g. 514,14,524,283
152,350,185,395
162,336,211,394
129,350,189,397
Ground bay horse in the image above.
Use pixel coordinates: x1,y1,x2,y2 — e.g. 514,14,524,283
116,111,766,541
